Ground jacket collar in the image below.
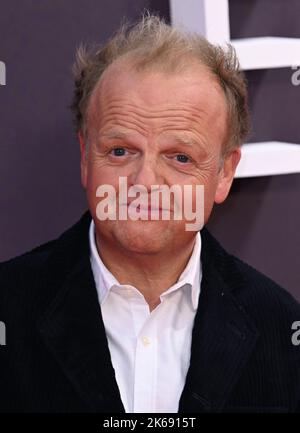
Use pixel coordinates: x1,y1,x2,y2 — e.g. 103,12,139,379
38,210,259,413
37,211,125,412
178,230,259,412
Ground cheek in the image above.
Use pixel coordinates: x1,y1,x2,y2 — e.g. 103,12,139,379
85,169,116,217
203,179,218,204
203,178,220,218
193,171,219,212
86,162,117,189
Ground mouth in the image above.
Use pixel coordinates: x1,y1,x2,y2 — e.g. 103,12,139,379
121,203,174,218
131,203,173,212
135,204,163,211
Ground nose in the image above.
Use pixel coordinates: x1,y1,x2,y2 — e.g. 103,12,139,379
128,154,164,191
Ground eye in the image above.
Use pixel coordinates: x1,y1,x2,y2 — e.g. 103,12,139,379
175,154,191,163
110,147,127,157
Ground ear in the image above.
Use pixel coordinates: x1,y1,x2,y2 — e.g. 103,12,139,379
214,147,241,204
78,131,88,189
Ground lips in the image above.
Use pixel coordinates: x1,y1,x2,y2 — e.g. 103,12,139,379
136,204,163,211
119,201,173,214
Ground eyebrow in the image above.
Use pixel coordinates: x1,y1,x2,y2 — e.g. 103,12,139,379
99,130,208,154
165,135,199,147
162,134,208,155
99,129,129,140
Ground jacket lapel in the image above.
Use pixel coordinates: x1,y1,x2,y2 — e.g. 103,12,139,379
37,211,125,412
178,229,259,412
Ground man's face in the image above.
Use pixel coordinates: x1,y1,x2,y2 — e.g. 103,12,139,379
79,61,241,255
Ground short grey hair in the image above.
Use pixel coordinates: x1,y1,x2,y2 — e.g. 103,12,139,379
70,12,250,155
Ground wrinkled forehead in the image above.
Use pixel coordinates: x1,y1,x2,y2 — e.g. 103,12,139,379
86,57,228,142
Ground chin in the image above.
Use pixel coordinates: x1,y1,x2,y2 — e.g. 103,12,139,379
112,220,174,255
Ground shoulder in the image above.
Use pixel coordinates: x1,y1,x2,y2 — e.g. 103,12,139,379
0,211,92,316
201,227,300,321
202,229,300,400
0,237,56,271
229,253,300,350
0,210,91,278
231,252,299,310
0,237,57,289
0,236,59,320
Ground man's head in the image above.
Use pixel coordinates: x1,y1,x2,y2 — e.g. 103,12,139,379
71,13,250,256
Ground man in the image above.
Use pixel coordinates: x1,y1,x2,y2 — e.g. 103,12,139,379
0,14,300,413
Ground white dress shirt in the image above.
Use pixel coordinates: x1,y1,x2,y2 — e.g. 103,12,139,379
89,220,202,413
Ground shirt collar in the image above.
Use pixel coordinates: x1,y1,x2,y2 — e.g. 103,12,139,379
89,220,202,310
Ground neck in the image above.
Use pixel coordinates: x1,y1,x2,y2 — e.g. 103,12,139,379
95,234,196,310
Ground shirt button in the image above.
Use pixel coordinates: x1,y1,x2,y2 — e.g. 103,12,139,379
141,336,151,346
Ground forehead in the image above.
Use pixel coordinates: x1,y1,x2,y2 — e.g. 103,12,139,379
87,59,228,139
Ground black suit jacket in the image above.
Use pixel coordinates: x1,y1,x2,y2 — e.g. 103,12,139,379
0,210,300,413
